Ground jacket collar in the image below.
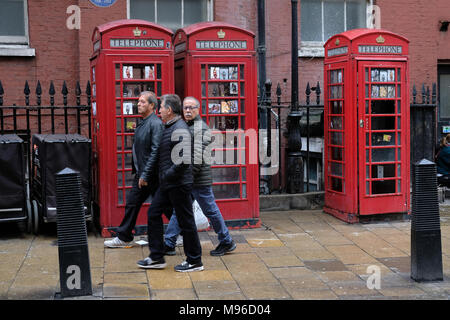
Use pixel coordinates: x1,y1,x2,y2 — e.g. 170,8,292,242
137,111,156,128
165,115,182,127
186,114,201,126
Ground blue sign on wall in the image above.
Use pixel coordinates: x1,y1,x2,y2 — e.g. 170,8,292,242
89,0,117,7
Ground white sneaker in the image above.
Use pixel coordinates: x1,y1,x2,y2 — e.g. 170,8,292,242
104,237,132,248
174,260,204,272
176,235,183,247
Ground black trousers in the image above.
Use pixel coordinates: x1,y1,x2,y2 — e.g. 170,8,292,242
116,176,154,242
147,184,202,265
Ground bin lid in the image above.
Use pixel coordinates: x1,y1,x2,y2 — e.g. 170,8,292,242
32,134,91,143
0,134,24,144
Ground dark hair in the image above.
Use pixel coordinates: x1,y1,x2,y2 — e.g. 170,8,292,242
161,94,182,115
140,91,158,108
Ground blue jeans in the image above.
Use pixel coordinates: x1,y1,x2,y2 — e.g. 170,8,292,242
165,185,232,248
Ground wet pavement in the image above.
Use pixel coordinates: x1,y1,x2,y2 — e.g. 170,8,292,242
1,208,450,300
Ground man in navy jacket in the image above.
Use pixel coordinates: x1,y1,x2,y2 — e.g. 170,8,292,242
137,94,203,272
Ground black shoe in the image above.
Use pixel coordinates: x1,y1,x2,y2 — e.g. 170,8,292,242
174,260,204,272
137,257,167,269
164,245,176,256
210,240,236,256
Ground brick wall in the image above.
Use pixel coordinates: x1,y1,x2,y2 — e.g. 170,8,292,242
0,0,125,107
376,0,450,90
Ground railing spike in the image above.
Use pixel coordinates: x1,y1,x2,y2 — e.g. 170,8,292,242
86,81,91,105
276,82,282,105
49,81,55,106
24,81,30,106
49,81,55,95
62,81,68,106
305,82,311,105
305,82,311,95
62,81,68,95
315,81,321,105
24,80,30,95
36,80,42,106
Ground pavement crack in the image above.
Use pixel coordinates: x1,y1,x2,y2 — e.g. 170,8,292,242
6,235,36,298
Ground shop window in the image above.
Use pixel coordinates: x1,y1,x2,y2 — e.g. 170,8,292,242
129,0,213,31
300,0,372,57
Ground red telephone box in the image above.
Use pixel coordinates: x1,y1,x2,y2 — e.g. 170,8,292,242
90,20,174,236
323,29,410,223
173,22,260,228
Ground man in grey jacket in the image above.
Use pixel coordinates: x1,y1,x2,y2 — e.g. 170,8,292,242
163,96,236,256
104,91,163,248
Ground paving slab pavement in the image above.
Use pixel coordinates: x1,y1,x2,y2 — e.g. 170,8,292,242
1,208,450,301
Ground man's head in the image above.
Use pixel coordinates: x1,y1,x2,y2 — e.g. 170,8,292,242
182,96,200,121
160,94,182,123
137,91,157,118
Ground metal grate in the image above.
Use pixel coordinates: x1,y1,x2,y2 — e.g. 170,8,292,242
411,159,441,232
56,168,88,247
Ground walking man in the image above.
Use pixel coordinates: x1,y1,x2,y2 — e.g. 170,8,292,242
137,94,203,272
164,96,236,256
104,91,163,248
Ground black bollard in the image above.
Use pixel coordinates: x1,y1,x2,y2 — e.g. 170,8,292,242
411,159,443,282
56,168,92,297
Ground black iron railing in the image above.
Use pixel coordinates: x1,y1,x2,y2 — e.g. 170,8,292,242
0,80,92,138
259,81,438,195
258,81,324,194
410,83,437,164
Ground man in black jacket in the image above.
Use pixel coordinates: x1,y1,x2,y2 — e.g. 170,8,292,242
164,96,236,256
137,94,203,272
104,91,163,248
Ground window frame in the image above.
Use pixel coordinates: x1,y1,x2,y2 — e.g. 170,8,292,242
127,0,214,29
299,0,373,57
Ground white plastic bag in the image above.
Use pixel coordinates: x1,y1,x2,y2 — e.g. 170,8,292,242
193,200,209,230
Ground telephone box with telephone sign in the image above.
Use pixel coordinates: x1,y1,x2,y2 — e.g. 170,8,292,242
323,29,410,223
173,22,260,228
90,20,174,236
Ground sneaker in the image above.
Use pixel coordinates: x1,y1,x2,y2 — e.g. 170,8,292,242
104,237,132,248
137,257,167,269
174,260,204,272
164,245,176,256
210,240,236,256
175,235,183,247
